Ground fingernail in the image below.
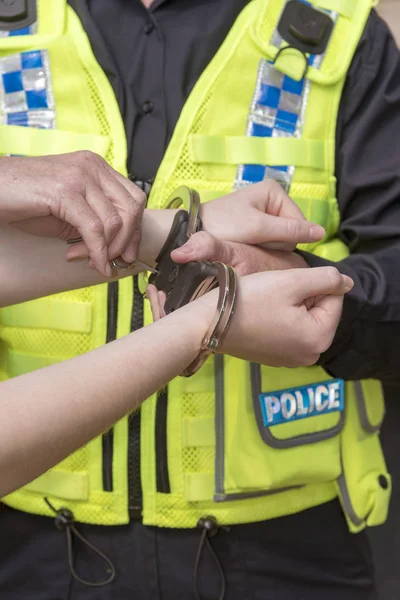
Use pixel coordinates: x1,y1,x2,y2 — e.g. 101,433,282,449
66,249,88,260
343,275,354,292
122,250,135,263
105,264,113,277
173,244,191,255
309,224,325,241
66,256,86,263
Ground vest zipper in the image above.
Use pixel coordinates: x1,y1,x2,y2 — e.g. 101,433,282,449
102,281,119,492
128,276,144,518
155,387,170,493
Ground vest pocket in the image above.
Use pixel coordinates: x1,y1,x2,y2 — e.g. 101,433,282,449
336,380,390,531
214,358,344,502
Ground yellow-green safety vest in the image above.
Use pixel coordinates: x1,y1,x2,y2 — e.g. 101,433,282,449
0,0,390,533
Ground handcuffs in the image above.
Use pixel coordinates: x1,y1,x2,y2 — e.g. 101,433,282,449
67,186,237,378
148,186,238,377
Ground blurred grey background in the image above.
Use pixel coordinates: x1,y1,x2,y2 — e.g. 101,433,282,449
368,5,400,598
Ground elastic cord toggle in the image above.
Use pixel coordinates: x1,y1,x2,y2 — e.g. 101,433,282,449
193,516,228,600
44,498,116,588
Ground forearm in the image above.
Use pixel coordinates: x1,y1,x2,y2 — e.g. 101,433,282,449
0,208,176,307
0,294,212,496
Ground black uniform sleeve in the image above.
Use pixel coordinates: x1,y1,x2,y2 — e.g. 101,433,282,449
301,11,400,384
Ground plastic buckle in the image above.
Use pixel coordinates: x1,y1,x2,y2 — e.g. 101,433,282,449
0,0,36,31
277,0,334,56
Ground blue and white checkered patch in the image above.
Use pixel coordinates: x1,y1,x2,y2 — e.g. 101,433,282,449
236,61,307,191
0,49,55,129
0,21,38,38
235,0,337,191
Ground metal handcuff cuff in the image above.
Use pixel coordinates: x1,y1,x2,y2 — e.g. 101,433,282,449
148,186,237,378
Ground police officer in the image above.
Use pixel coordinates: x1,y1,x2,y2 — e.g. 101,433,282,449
0,1,399,599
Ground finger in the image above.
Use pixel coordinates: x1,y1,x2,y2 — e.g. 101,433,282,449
158,290,167,319
307,294,346,352
250,214,325,246
146,284,163,321
66,240,90,261
101,166,146,262
242,179,307,221
85,182,123,248
60,193,111,276
104,162,147,201
171,231,235,264
290,267,353,303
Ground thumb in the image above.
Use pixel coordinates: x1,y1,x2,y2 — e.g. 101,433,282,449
307,293,346,353
171,231,234,265
291,267,354,303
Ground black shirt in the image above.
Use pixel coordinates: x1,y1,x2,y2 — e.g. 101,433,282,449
69,0,400,385
69,0,252,180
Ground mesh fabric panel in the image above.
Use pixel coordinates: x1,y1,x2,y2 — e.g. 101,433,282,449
155,91,234,207
182,391,215,478
82,65,115,168
0,288,97,358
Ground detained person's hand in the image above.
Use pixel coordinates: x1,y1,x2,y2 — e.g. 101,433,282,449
221,267,353,367
0,151,146,277
148,264,353,368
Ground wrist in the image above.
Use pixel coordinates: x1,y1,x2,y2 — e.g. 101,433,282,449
0,157,17,222
139,209,178,266
269,250,310,271
164,290,218,363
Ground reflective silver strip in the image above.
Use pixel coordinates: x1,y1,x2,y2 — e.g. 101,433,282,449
214,483,302,503
337,456,364,528
0,22,38,38
214,354,225,498
354,380,384,434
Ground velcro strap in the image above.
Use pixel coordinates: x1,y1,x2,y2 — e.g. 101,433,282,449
190,135,328,169
184,473,214,502
8,351,65,377
0,124,110,157
1,300,92,333
182,417,214,448
23,470,89,501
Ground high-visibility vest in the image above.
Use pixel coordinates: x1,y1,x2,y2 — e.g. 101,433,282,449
1,0,389,532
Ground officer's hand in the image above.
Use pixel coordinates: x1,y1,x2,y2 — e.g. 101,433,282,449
221,267,353,368
171,231,308,276
0,152,146,277
201,180,324,251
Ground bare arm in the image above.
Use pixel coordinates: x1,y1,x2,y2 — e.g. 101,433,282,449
0,208,175,307
1,164,324,307
0,293,211,497
0,266,351,497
